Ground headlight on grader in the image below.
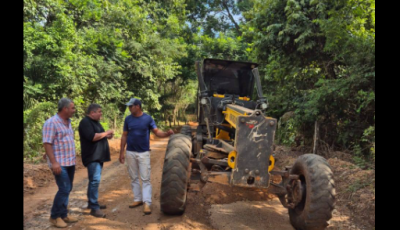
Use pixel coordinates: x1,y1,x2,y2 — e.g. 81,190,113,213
261,103,268,110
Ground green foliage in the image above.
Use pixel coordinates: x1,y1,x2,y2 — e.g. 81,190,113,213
245,0,375,158
277,118,297,146
185,0,245,37
23,0,375,164
352,145,368,169
23,102,56,160
352,125,375,168
23,0,189,161
100,122,109,131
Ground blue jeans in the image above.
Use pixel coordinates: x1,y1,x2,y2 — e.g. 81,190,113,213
51,166,75,219
87,162,103,210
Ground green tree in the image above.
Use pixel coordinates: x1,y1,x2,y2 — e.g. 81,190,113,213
246,0,375,154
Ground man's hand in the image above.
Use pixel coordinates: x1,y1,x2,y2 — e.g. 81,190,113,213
119,149,125,164
93,130,115,142
106,130,114,139
51,161,62,175
166,129,174,136
119,153,125,164
106,130,114,135
43,143,60,175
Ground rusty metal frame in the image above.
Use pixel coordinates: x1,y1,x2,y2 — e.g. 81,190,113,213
189,159,305,210
268,167,304,209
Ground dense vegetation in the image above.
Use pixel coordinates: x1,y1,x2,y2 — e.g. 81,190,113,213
24,0,375,166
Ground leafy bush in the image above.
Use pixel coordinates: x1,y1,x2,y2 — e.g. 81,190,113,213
23,102,56,160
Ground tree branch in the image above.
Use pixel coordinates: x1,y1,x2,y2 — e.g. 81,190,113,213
221,0,241,35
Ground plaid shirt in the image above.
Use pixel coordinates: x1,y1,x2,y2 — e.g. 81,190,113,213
42,114,76,167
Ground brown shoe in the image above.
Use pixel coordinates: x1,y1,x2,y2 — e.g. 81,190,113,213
90,209,106,218
143,203,151,215
49,217,67,228
129,201,143,208
63,215,79,223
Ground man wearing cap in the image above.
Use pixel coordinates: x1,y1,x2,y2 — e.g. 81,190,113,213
119,98,174,215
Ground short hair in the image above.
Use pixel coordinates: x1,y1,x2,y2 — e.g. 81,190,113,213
86,103,102,115
58,98,73,112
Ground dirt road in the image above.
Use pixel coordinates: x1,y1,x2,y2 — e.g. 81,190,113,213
24,136,371,230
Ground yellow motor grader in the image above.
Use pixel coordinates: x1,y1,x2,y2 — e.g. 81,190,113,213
160,59,336,230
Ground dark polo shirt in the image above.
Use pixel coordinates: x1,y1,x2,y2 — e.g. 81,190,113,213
78,116,111,167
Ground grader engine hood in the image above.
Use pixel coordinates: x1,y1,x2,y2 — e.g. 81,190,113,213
225,104,277,189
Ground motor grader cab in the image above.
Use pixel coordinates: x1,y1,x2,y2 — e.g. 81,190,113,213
160,59,336,230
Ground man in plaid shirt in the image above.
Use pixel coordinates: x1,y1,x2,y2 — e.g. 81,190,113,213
42,98,79,228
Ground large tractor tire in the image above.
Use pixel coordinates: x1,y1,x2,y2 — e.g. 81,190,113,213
165,134,192,158
160,134,192,215
289,154,336,230
180,125,192,137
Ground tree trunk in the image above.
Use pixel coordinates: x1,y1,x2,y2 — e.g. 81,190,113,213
177,110,180,126
164,109,167,125
173,104,178,127
324,62,337,79
313,120,319,154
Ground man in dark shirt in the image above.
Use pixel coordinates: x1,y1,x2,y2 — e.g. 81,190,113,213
119,98,174,215
78,104,114,218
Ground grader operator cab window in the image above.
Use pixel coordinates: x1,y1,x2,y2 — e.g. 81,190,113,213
203,59,255,99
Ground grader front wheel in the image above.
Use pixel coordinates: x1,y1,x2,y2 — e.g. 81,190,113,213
288,154,336,230
160,134,192,215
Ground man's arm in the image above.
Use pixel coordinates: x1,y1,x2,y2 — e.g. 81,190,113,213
106,133,114,139
42,121,61,175
152,128,174,138
93,130,114,142
43,143,62,175
119,131,128,164
79,118,113,142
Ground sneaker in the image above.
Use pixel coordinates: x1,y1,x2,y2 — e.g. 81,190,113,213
49,217,67,228
129,201,143,208
62,215,78,223
90,209,106,218
143,203,151,215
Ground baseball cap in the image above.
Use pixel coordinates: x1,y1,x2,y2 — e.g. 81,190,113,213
125,98,142,107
